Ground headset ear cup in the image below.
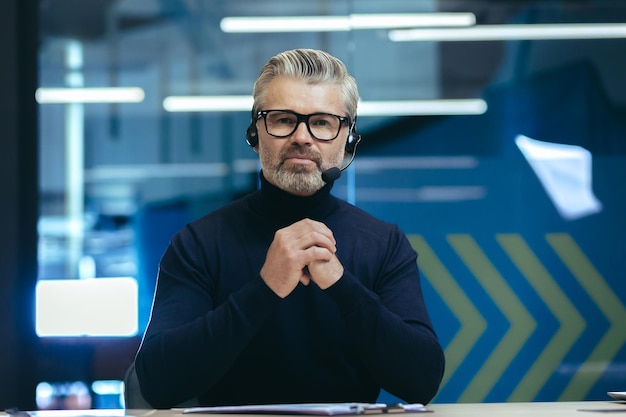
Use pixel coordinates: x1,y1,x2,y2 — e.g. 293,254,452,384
246,123,258,147
345,128,360,154
345,132,355,154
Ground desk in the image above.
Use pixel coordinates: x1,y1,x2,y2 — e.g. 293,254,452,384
428,402,625,416
3,402,625,417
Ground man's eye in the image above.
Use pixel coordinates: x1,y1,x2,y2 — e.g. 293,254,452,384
267,111,296,124
312,117,337,128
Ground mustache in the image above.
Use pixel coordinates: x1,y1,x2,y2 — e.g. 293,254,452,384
278,145,323,168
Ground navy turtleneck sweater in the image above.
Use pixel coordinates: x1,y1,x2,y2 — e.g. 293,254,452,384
135,173,444,409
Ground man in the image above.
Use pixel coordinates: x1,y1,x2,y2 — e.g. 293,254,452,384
135,48,444,409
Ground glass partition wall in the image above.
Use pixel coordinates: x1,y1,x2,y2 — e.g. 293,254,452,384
37,0,626,408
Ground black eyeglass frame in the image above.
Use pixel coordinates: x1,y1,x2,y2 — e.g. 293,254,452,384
256,109,352,141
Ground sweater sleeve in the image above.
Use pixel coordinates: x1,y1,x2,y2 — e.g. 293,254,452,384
324,226,445,405
135,225,281,408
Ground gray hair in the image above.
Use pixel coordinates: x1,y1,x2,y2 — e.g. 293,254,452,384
252,49,359,121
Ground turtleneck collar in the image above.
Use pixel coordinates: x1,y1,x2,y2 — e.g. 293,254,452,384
249,171,339,226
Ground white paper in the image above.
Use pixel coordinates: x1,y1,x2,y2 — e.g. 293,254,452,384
182,402,428,415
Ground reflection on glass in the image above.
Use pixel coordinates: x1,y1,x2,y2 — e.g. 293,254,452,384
36,381,92,410
516,134,603,220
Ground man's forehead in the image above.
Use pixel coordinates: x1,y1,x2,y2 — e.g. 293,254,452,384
262,77,345,114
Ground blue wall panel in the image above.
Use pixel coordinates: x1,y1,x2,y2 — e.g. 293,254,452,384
352,155,626,403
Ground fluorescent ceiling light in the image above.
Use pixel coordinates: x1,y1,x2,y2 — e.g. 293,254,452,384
358,99,487,116
163,95,253,112
36,87,145,104
351,13,475,29
85,163,228,181
163,95,487,116
389,23,626,42
220,13,476,33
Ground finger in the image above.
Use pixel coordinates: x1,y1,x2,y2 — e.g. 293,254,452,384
300,277,310,286
302,219,336,246
307,255,344,290
301,245,334,265
276,221,337,256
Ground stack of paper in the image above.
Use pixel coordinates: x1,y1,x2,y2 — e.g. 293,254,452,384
182,402,430,415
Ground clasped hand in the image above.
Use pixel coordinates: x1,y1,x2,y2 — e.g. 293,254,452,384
260,218,344,298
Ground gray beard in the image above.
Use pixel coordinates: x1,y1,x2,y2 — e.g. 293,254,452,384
272,165,325,196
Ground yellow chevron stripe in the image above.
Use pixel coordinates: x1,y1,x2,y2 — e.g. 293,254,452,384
449,234,536,402
547,233,626,400
497,234,586,401
407,235,486,389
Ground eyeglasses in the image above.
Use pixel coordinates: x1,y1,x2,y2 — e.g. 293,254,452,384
256,109,350,141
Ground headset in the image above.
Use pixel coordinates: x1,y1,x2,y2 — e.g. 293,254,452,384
245,113,361,156
245,121,259,147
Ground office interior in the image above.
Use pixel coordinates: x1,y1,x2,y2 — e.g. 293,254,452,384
2,0,626,411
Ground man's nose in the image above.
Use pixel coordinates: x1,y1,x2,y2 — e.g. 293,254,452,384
291,120,313,143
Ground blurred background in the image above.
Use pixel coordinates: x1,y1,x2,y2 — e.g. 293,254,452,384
2,0,626,410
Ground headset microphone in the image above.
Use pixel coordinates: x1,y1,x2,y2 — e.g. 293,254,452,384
321,167,341,183
320,124,361,183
